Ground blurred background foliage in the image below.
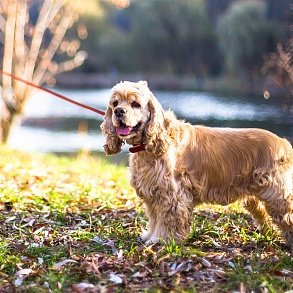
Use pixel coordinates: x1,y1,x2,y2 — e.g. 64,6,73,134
76,0,291,80
0,0,291,96
0,0,291,93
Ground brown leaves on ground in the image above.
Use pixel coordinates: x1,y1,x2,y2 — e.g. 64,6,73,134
0,208,293,293
0,148,292,292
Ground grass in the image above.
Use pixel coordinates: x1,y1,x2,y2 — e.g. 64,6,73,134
0,146,292,292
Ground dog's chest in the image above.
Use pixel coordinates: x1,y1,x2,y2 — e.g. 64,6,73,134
129,154,173,200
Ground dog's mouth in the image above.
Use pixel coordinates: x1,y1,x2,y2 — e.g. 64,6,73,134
116,122,142,137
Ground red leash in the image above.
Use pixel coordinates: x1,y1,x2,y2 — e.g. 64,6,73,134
0,70,105,116
0,70,145,153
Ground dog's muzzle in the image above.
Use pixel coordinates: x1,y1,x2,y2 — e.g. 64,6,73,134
114,107,126,118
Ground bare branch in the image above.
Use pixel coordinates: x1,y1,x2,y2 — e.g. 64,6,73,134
33,1,78,85
23,0,54,85
2,0,17,107
40,50,87,85
0,14,6,34
14,0,29,97
45,0,70,28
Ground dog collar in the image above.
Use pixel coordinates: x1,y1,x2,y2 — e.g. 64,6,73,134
129,143,146,153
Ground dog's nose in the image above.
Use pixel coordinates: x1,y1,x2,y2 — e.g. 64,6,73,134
114,107,126,118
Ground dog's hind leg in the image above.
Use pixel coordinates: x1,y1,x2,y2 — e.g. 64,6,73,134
252,168,293,250
259,190,293,250
243,196,273,233
265,196,293,250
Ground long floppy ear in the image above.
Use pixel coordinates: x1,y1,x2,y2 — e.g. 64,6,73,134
144,93,172,157
100,106,123,155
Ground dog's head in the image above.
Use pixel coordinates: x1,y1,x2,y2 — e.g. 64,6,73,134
101,81,173,156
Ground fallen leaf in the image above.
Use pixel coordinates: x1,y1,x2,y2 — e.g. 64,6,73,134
169,261,189,276
43,282,50,288
15,268,33,277
244,265,252,272
52,259,78,270
132,271,148,278
72,282,95,290
211,240,221,248
109,273,123,284
14,268,33,287
33,226,44,235
5,216,16,223
201,258,212,268
14,277,24,287
227,261,236,269
105,240,117,254
92,236,104,244
170,262,177,271
38,257,44,265
208,268,226,279
270,269,293,277
117,249,123,260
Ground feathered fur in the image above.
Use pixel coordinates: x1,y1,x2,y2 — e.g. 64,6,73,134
101,81,293,249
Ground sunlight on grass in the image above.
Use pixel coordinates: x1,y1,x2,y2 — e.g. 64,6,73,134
0,146,292,292
0,146,138,213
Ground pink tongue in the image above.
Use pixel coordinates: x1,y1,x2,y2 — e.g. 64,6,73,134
116,126,132,136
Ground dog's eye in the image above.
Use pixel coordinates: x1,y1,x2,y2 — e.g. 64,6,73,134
113,101,118,107
131,101,141,108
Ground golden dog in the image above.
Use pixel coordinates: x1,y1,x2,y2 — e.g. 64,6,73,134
101,81,293,249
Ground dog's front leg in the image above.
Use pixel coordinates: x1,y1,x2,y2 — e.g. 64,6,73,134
142,189,194,245
140,205,156,242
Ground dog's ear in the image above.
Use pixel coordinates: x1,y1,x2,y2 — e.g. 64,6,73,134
145,93,171,157
100,106,123,155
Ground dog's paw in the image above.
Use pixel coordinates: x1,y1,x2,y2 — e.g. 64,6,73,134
145,236,159,245
140,229,152,242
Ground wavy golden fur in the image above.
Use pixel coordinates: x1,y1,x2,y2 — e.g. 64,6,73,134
101,81,293,249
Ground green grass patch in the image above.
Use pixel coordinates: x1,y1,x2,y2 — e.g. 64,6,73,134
0,146,292,292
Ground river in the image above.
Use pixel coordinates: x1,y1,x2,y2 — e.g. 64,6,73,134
7,88,293,154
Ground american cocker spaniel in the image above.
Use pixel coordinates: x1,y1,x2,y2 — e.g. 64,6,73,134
101,81,293,249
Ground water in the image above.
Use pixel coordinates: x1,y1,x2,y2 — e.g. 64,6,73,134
7,88,293,153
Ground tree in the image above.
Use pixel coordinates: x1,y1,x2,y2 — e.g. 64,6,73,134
217,0,283,78
129,0,219,76
263,39,293,103
0,0,87,143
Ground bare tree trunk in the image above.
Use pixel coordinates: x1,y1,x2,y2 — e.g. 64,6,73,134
0,103,15,143
0,0,85,144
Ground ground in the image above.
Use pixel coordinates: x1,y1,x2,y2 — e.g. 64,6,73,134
0,146,292,292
